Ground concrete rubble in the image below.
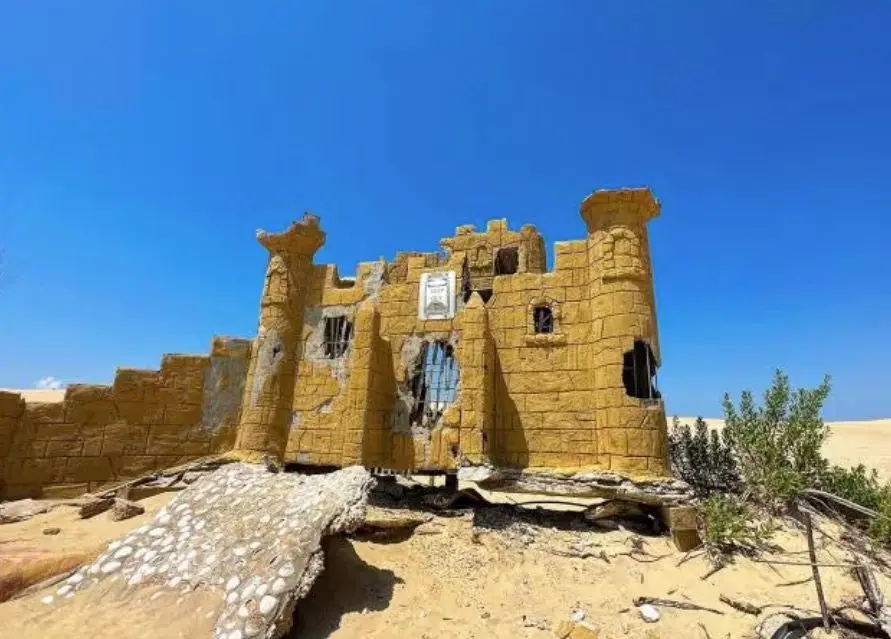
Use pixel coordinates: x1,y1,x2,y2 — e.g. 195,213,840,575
9,462,372,639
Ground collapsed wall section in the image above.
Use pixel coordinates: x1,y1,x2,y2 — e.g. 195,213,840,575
0,337,251,499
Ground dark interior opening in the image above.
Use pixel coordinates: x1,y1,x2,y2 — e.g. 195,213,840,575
323,316,354,359
532,305,554,334
408,340,460,427
622,340,661,400
494,247,519,275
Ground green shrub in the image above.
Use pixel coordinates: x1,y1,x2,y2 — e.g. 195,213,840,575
819,464,891,545
699,493,775,563
820,464,882,510
721,369,831,509
668,416,741,497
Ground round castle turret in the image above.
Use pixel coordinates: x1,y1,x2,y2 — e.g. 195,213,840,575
582,188,667,476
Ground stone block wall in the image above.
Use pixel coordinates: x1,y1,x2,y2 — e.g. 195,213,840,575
1,187,670,497
238,188,669,479
0,337,251,499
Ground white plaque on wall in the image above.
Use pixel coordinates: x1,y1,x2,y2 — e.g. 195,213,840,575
418,271,457,320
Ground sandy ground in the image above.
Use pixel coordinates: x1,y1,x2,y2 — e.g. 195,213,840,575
1,488,890,639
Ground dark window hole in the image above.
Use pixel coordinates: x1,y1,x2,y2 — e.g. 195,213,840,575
622,340,661,400
494,247,519,275
533,305,554,334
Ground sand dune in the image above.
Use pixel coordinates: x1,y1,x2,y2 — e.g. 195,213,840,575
0,389,66,403
676,415,891,478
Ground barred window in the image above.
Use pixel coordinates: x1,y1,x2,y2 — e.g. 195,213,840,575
323,316,353,359
532,305,554,334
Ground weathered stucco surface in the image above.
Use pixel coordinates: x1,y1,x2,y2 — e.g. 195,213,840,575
1,187,672,498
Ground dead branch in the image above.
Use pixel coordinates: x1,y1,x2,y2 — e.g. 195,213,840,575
751,558,855,568
854,557,891,635
805,512,831,631
802,488,891,524
633,596,725,615
775,575,814,588
701,563,726,580
677,549,705,566
719,594,762,615
698,621,712,639
548,548,611,564
616,551,673,563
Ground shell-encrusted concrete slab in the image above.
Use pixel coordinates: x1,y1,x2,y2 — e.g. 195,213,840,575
3,463,372,639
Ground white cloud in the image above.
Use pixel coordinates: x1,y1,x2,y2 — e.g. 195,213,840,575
35,376,66,390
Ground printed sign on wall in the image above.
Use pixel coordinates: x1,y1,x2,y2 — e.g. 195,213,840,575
418,271,457,320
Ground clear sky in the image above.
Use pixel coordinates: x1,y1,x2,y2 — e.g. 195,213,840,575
1,2,889,420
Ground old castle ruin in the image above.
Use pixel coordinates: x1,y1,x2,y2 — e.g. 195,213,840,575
0,187,674,502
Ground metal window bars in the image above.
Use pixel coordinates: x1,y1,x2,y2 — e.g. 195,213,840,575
408,340,459,427
323,316,353,359
533,305,554,334
622,340,661,400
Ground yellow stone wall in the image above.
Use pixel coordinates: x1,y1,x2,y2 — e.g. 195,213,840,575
264,187,669,478
0,187,670,497
0,337,251,499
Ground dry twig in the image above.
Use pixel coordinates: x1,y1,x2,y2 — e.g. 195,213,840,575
719,594,762,615
633,596,725,615
805,512,831,631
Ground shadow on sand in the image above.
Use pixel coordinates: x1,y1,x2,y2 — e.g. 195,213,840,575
287,536,402,638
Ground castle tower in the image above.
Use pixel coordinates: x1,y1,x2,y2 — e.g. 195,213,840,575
582,188,667,476
233,214,325,462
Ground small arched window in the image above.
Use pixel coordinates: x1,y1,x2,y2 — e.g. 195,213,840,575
532,305,554,334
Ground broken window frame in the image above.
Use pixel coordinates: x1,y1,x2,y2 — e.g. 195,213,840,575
532,305,554,334
493,247,519,276
622,339,661,401
322,315,354,359
408,340,460,428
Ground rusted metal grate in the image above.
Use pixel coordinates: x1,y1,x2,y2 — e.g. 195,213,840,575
323,316,353,359
409,340,459,427
533,305,553,334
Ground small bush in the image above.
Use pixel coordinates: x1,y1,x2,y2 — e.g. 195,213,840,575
669,416,741,497
722,369,831,509
699,493,775,563
819,464,891,545
821,464,882,510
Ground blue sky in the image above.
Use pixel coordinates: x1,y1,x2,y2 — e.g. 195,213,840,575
1,2,889,420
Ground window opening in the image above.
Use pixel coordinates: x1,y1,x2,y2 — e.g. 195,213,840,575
622,340,661,400
408,340,460,427
461,258,472,303
533,305,554,334
494,247,519,275
323,316,353,359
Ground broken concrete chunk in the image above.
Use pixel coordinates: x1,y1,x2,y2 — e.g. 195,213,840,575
78,497,114,519
0,499,54,524
108,498,145,522
583,500,644,522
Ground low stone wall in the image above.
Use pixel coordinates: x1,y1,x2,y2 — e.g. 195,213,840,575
0,337,251,500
